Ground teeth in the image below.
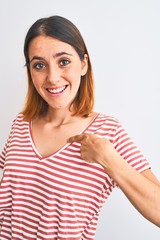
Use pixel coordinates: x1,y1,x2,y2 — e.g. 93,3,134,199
48,86,66,94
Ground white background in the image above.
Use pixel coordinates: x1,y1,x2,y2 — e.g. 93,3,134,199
0,0,160,239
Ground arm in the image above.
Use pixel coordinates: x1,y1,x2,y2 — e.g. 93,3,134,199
68,134,160,227
107,154,160,227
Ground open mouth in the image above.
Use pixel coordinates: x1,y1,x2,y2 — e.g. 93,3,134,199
47,85,68,94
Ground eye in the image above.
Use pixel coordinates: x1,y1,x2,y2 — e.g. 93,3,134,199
59,59,70,66
32,62,46,70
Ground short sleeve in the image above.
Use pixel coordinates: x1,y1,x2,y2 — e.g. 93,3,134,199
0,118,16,169
112,121,150,172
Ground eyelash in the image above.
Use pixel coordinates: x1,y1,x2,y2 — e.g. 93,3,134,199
32,58,71,71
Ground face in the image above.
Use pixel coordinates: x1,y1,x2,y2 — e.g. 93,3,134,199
28,36,88,111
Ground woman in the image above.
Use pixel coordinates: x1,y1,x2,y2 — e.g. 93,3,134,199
0,15,159,240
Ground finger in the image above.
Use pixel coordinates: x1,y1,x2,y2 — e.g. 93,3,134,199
67,134,88,143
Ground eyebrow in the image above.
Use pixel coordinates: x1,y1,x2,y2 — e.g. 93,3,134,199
30,52,73,63
53,52,73,58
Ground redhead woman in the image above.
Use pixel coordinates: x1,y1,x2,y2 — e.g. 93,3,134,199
0,15,159,240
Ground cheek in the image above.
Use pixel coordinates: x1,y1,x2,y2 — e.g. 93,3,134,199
67,67,82,84
69,74,81,89
31,77,39,89
30,72,44,88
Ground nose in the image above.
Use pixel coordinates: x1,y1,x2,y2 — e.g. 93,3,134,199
46,64,60,84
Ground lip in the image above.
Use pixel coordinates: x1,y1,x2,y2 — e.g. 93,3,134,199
46,85,68,95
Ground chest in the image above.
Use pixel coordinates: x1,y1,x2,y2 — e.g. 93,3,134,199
31,118,94,158
33,126,77,157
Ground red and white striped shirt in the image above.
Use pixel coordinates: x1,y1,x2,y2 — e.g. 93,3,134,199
0,113,150,240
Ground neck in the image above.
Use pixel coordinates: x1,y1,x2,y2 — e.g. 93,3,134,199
41,107,80,127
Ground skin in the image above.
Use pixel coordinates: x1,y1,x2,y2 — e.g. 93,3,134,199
29,35,160,227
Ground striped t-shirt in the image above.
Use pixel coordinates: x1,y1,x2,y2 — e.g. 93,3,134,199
0,113,150,240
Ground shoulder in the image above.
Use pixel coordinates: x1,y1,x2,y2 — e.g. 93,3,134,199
91,113,122,139
11,112,29,129
96,113,120,126
14,112,29,122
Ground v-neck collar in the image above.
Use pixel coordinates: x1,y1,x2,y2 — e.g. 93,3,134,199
29,113,100,160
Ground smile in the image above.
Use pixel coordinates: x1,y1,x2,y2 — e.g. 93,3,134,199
47,85,67,94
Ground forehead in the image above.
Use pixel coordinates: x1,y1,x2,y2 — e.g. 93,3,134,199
29,36,76,56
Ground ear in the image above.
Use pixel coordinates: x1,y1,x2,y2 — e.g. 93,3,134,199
81,54,88,76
